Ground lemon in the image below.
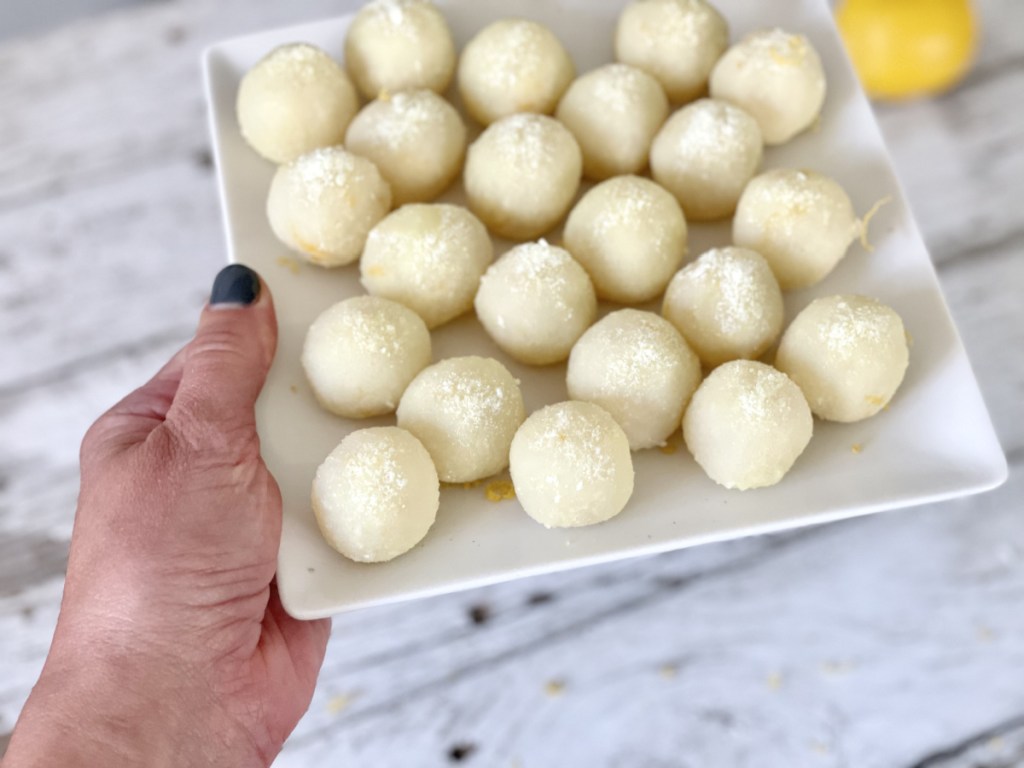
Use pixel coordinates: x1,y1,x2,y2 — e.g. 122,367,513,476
836,0,979,100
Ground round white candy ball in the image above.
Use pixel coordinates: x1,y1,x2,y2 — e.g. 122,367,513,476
650,98,763,221
662,247,784,368
615,0,729,104
555,63,669,181
313,426,439,563
397,356,526,483
344,0,456,98
267,147,391,267
775,295,909,422
464,114,582,240
360,204,493,328
733,168,858,291
567,309,702,450
710,28,826,145
457,19,575,126
345,90,466,206
237,43,359,164
510,401,635,528
563,175,687,304
302,296,431,418
683,360,813,490
475,241,597,366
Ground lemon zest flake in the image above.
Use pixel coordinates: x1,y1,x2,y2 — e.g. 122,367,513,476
485,480,515,502
858,195,893,252
276,255,302,275
544,680,565,697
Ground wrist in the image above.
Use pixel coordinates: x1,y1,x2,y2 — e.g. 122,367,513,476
6,641,263,768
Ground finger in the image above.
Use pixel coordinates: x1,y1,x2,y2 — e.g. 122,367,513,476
81,346,188,461
112,346,188,421
166,264,277,445
261,583,331,697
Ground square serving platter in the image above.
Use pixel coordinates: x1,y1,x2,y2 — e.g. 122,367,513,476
203,0,1007,619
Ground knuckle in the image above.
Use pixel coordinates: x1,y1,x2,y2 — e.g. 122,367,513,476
190,326,253,369
162,408,259,468
79,413,117,463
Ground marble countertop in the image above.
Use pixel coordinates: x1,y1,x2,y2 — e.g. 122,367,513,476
1,1,1022,765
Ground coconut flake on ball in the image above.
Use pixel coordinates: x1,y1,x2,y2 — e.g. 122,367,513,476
563,175,687,304
614,0,729,104
345,90,467,206
510,401,634,528
567,309,702,450
464,114,582,240
237,43,359,164
650,98,763,221
397,356,526,483
710,28,826,145
361,203,493,328
732,168,859,291
344,0,456,98
475,240,597,366
662,246,784,368
683,360,813,490
267,147,391,267
556,63,670,181
457,18,575,125
302,295,431,418
775,294,909,422
312,426,439,563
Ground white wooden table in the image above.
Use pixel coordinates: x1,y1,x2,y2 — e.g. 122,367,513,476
1,1,1022,766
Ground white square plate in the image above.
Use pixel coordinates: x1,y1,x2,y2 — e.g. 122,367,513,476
204,0,1007,619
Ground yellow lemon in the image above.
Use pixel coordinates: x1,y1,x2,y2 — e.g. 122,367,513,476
836,0,979,100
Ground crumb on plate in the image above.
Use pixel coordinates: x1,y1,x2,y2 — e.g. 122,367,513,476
545,679,565,697
326,692,358,714
485,480,516,502
276,255,302,275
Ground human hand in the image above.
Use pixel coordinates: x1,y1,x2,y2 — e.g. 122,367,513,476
5,265,330,767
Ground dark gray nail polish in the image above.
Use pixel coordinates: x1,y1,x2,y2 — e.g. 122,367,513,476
211,264,261,306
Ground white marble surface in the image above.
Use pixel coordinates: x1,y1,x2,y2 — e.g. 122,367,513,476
0,0,150,41
0,1,1022,766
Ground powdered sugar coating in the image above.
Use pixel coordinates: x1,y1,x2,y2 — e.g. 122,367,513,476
361,204,493,328
344,0,456,98
346,90,467,205
651,98,763,221
237,43,359,163
313,426,439,563
683,360,812,490
458,18,575,125
464,114,582,240
710,28,826,145
563,175,687,303
615,0,729,103
567,309,702,450
556,63,669,180
662,246,783,367
267,147,391,267
510,401,634,528
397,356,526,483
775,294,909,422
475,240,597,365
302,295,431,418
733,167,858,291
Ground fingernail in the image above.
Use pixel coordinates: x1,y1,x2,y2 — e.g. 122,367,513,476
210,264,261,307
